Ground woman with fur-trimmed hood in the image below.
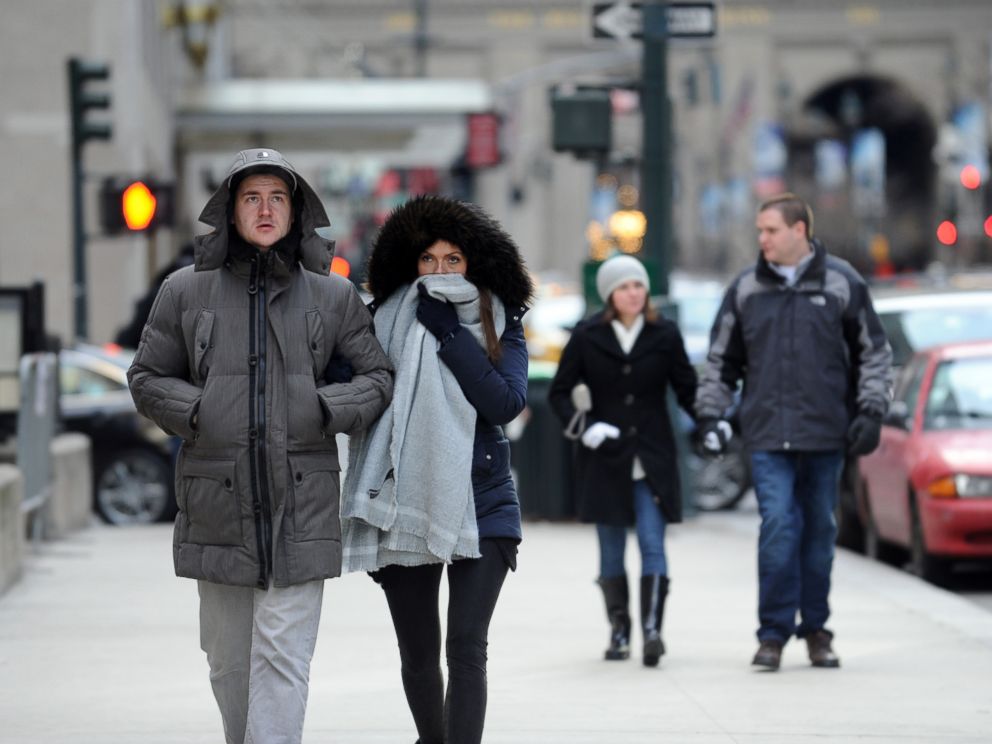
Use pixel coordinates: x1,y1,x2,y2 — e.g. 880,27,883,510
340,195,532,744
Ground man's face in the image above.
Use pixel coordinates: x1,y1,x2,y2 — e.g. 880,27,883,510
756,207,809,267
232,173,294,251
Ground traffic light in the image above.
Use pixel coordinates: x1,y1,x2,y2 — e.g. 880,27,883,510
100,177,175,235
550,88,612,156
67,58,112,151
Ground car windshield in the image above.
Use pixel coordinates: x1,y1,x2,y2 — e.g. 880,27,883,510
879,303,992,367
923,356,992,431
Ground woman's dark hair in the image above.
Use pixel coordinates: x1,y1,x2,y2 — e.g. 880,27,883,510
478,288,502,363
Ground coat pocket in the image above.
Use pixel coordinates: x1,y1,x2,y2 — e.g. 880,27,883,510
305,310,325,379
193,310,216,381
179,454,242,546
472,436,510,479
288,450,341,542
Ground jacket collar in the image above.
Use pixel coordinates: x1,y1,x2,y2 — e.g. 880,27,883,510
584,311,664,361
755,238,827,287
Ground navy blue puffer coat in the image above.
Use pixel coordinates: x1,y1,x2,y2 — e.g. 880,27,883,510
365,195,535,542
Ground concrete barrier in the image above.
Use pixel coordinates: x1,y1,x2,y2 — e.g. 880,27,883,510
47,433,92,539
0,465,24,596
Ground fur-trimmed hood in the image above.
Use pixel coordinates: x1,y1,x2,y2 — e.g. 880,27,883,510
367,195,534,308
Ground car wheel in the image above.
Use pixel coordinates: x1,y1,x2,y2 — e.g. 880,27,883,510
908,498,950,586
94,446,175,525
686,437,750,512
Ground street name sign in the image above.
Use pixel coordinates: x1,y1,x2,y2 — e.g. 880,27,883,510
591,2,717,40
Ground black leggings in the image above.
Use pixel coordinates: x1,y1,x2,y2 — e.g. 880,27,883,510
373,539,513,744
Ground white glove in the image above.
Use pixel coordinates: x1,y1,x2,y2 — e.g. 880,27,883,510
703,420,733,454
582,422,621,450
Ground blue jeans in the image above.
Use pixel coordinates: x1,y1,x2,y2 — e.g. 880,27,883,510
597,479,668,578
750,450,844,644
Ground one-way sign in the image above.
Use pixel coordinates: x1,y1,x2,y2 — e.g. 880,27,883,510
591,1,717,40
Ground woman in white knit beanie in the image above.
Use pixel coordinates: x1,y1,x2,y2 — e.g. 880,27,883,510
549,253,698,666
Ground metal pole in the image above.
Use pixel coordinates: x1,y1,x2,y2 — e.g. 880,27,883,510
71,139,87,341
413,0,428,78
641,2,671,296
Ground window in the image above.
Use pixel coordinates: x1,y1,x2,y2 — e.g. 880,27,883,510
923,357,992,431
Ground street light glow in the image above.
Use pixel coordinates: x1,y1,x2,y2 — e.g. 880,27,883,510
936,220,957,246
960,165,982,190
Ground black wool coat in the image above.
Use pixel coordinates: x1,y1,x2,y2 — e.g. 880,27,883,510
548,312,698,526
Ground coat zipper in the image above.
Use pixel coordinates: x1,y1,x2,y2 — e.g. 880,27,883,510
247,257,271,588
257,255,273,582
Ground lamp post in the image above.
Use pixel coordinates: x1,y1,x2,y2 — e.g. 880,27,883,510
162,1,220,70
640,2,672,297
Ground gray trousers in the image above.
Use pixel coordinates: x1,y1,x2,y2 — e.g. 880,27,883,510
198,579,324,744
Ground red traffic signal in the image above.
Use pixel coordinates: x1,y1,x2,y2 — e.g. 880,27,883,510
100,177,174,234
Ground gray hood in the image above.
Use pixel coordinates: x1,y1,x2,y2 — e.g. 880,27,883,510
194,148,334,274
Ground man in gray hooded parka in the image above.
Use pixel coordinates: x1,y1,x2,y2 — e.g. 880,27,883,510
128,148,393,744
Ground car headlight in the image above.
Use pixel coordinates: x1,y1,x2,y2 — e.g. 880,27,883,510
928,474,992,499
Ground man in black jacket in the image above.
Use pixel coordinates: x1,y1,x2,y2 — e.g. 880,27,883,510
696,192,891,671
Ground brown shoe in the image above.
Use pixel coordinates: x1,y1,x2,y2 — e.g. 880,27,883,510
751,640,782,670
805,630,840,668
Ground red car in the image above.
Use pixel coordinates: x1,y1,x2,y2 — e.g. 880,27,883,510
857,339,992,584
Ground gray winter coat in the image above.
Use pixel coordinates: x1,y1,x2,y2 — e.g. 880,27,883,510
128,150,393,588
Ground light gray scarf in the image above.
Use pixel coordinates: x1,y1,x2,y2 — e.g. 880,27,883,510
341,273,505,572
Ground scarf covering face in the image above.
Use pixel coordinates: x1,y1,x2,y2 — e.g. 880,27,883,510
341,273,506,571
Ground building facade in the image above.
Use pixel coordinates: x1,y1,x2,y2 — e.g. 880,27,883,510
1,0,990,342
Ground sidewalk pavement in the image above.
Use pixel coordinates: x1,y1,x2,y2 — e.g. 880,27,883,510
1,508,991,744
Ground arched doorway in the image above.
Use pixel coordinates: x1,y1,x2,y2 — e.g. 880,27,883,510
786,75,938,274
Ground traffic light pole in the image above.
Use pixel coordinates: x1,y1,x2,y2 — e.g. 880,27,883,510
67,57,111,341
641,2,671,297
70,134,88,341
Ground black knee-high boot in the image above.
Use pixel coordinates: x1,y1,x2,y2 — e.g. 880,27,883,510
641,575,669,667
598,575,631,661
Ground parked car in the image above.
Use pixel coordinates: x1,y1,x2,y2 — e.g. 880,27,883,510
855,340,992,584
836,288,992,549
59,343,177,525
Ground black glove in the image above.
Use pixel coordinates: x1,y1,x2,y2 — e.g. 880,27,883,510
416,283,461,341
847,412,882,456
698,418,732,456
